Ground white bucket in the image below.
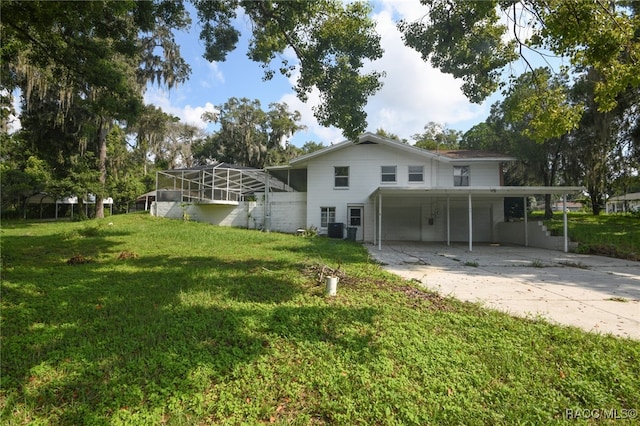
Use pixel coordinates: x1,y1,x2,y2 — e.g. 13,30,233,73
326,276,338,296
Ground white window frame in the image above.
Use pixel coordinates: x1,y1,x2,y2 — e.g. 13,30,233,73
320,207,336,228
334,166,349,188
408,165,424,183
381,165,397,183
453,165,470,187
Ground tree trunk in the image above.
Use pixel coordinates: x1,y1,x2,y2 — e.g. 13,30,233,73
544,194,553,219
95,116,111,219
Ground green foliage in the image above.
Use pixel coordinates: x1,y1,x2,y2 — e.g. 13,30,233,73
191,0,384,139
502,69,583,143
375,128,405,142
0,153,52,213
299,141,325,154
399,0,518,103
299,225,318,238
197,97,304,168
399,0,640,134
1,215,639,424
540,212,640,261
412,122,462,150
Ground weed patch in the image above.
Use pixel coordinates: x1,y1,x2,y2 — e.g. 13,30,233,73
66,254,93,265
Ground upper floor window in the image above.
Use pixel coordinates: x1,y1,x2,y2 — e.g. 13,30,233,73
408,165,424,182
334,166,349,188
453,166,470,186
381,166,397,183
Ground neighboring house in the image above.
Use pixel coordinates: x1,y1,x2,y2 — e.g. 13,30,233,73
552,201,583,212
24,193,113,219
153,133,583,251
605,193,640,213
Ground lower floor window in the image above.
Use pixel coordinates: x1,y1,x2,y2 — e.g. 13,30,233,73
320,207,336,228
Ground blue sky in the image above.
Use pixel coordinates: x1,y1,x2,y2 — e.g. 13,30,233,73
7,1,551,147
143,0,513,148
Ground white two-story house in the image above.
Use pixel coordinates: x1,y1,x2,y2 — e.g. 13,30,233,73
153,133,582,251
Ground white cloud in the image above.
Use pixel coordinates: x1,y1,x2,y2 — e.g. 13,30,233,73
200,61,225,88
144,88,217,129
7,91,22,134
361,4,491,141
281,1,493,146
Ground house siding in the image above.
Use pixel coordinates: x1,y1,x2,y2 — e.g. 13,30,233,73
259,192,307,233
304,142,505,242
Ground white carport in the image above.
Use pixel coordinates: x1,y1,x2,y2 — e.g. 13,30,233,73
25,193,113,219
372,186,584,253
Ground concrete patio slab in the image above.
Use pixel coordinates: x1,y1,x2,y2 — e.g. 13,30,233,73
366,242,640,340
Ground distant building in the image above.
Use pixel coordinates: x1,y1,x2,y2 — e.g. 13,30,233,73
552,201,583,212
606,193,640,213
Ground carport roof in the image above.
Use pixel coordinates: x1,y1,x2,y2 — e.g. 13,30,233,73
371,185,584,198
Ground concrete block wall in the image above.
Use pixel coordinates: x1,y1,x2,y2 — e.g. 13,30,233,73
256,192,307,234
496,220,576,251
151,192,307,235
152,201,255,228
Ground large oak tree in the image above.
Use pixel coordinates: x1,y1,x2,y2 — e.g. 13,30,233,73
1,0,383,217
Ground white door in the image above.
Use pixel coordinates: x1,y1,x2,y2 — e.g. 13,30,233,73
348,206,364,241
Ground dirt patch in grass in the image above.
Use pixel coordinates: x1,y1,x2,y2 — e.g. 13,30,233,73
302,263,452,311
66,254,92,265
117,250,139,260
392,284,454,312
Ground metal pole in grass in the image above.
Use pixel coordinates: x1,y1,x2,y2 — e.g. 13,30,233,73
468,192,473,252
378,192,382,251
524,196,528,247
563,194,568,253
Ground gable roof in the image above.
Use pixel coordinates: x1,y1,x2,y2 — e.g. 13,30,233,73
287,132,515,166
607,192,640,202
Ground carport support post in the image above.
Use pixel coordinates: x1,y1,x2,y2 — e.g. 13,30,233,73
524,196,529,246
468,192,473,252
563,194,568,253
446,197,450,246
378,192,382,251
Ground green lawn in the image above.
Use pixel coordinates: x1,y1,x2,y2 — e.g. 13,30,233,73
2,214,639,425
536,212,640,261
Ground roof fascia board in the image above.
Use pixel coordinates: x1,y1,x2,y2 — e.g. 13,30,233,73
289,132,451,166
371,186,585,198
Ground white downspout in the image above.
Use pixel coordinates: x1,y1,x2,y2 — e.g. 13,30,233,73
524,196,529,247
378,192,382,251
563,194,568,253
468,192,473,252
446,197,450,246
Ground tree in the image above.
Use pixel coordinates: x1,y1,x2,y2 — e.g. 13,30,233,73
399,1,640,138
2,1,191,218
197,97,304,168
300,141,325,154
2,0,384,219
564,69,625,215
461,72,572,219
412,122,461,150
375,128,405,142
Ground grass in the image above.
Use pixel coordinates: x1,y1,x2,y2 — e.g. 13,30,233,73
533,212,640,261
2,213,639,425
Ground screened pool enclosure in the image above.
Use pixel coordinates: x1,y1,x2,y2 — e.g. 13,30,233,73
156,163,294,204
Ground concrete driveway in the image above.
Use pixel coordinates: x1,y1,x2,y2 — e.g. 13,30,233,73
366,242,640,340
